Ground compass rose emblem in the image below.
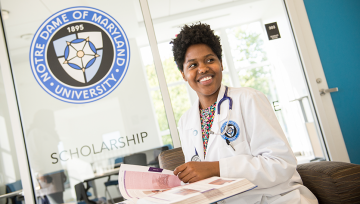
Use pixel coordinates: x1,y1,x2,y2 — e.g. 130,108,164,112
63,37,100,82
52,31,104,84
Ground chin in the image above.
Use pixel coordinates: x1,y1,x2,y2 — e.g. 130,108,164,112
198,85,221,96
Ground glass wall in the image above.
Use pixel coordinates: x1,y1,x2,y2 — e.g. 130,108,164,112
0,66,22,204
0,0,174,203
147,0,326,162
0,0,331,203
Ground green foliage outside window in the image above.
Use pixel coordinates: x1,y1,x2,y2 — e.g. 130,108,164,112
162,134,172,146
239,67,271,98
229,26,273,99
145,57,191,146
232,26,267,65
162,57,183,83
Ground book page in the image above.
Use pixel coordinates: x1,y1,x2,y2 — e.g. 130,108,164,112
118,165,257,204
125,171,181,190
141,177,256,204
118,164,181,201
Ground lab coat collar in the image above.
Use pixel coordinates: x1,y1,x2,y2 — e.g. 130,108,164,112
207,84,228,152
184,99,204,160
183,84,228,161
184,84,227,130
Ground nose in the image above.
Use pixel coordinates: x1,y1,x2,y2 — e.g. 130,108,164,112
198,63,209,74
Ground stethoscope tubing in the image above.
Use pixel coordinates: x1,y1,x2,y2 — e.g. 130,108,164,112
192,86,234,161
217,86,233,114
217,86,233,135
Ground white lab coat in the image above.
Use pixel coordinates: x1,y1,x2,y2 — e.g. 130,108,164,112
178,84,318,204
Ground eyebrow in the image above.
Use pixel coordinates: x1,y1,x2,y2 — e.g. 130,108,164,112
185,54,215,64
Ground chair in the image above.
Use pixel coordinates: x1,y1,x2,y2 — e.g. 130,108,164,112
5,180,23,204
123,153,147,166
158,147,184,171
158,147,360,204
75,182,105,204
114,157,123,168
297,161,360,203
148,144,173,168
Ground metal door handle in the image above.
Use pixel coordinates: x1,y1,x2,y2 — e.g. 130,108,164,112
320,87,338,96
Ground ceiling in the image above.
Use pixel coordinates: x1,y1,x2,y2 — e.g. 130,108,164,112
0,0,284,113
0,0,277,63
0,0,281,93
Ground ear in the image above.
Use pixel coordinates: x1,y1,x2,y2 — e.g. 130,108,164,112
181,71,187,81
221,61,224,71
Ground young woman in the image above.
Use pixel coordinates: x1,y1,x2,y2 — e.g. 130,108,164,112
171,23,317,204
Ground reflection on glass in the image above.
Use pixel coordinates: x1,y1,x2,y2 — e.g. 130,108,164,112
27,110,66,203
1,0,174,203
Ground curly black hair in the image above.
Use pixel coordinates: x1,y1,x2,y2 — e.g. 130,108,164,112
170,23,222,72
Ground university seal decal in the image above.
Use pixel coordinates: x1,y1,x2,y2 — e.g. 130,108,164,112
30,7,130,103
220,120,240,142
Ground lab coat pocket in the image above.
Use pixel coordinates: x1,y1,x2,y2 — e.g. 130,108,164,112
231,140,251,156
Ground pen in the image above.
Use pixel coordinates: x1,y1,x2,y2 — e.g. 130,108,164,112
226,139,235,151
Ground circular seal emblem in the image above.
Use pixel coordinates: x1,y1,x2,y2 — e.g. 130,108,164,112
30,7,130,103
220,120,240,142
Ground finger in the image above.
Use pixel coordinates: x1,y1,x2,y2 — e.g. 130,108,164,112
173,163,187,175
181,172,197,183
188,175,200,183
177,168,191,180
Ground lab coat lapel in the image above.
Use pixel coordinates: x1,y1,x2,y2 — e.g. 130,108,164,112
212,84,228,130
207,84,228,156
184,99,204,161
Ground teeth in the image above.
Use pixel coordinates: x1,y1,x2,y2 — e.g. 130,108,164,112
200,76,212,82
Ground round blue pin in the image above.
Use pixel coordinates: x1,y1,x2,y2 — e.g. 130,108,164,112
193,130,198,136
220,120,240,142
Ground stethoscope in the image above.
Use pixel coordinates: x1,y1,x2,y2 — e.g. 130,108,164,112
191,86,236,162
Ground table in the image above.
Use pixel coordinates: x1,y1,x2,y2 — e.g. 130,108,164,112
0,190,22,200
83,168,120,198
84,168,120,183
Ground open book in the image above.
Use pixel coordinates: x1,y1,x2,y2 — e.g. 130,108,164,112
118,164,257,204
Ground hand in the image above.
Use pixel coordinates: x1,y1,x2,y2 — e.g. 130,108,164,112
173,161,220,183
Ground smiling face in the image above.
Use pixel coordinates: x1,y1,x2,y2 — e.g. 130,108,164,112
181,44,223,108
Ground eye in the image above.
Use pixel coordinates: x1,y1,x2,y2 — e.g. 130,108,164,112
189,63,197,69
207,58,215,63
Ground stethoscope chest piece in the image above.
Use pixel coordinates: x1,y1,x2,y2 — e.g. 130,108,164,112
191,155,201,162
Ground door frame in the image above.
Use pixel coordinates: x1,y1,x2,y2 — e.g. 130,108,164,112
0,13,36,204
284,0,349,162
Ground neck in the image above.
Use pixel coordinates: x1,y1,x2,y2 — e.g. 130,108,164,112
198,89,220,109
